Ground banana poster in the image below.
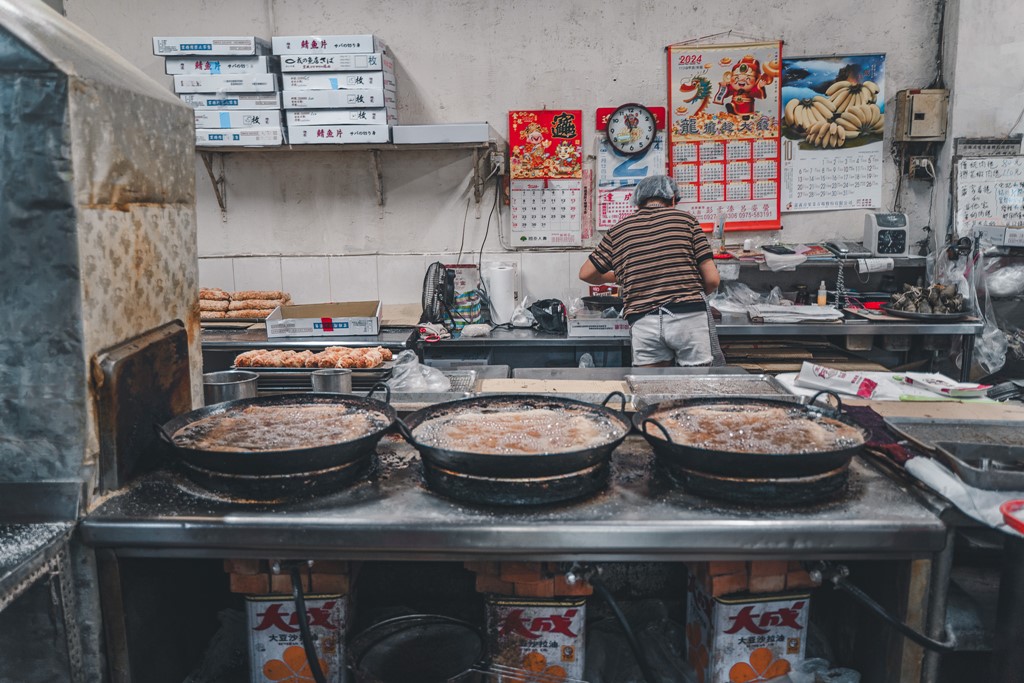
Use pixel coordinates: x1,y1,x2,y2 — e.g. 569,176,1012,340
667,41,783,231
780,54,886,211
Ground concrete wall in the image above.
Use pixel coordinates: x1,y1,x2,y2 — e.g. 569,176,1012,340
65,0,947,305
930,0,1024,245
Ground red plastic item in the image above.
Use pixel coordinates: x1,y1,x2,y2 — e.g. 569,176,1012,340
1001,500,1024,535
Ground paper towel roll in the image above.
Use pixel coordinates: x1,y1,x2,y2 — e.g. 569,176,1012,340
856,257,894,274
481,264,517,324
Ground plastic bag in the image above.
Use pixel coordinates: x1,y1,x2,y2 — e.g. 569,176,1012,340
386,350,451,392
510,296,535,328
933,246,1007,377
985,263,1024,298
530,299,568,334
708,282,765,313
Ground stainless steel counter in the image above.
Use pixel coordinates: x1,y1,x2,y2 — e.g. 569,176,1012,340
80,437,945,562
715,313,984,337
0,523,74,611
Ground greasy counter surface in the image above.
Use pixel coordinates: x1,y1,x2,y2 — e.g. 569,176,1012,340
81,436,944,561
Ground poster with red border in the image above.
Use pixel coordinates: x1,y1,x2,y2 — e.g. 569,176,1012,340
509,110,583,180
667,41,782,231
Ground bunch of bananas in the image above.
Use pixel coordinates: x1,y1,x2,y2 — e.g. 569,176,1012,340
804,103,884,148
825,80,880,113
783,95,836,132
804,121,846,149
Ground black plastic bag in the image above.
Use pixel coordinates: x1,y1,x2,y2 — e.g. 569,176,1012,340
530,298,567,335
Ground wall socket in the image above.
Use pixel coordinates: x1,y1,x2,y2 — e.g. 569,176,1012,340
909,155,936,181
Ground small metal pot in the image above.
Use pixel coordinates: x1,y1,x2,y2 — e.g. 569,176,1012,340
312,368,353,393
203,370,258,405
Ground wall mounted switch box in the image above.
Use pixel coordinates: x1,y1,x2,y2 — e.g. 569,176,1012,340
893,89,949,142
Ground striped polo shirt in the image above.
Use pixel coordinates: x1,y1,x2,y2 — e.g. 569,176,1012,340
589,207,713,320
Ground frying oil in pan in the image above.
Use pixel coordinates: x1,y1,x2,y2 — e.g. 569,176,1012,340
413,406,625,455
173,404,390,452
650,404,863,454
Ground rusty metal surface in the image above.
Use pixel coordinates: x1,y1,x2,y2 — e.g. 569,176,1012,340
92,322,192,493
0,4,199,492
79,437,946,561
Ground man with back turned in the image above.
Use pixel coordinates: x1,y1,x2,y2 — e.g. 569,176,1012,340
579,175,721,366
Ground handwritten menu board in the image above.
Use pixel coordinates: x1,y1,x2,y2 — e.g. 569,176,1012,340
955,156,1024,237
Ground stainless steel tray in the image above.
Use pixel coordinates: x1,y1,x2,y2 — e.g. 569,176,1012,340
883,418,1024,449
389,392,474,410
626,373,791,398
474,390,633,410
933,442,1024,491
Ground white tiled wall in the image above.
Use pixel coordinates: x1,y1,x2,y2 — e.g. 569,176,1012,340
281,257,331,304
199,251,593,305
329,255,379,302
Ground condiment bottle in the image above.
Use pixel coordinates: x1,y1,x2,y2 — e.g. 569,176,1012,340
794,284,809,305
817,280,828,306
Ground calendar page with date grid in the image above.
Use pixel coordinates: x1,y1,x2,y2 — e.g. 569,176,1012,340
510,179,583,247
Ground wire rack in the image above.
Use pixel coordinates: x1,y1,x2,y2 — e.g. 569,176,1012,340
448,664,588,683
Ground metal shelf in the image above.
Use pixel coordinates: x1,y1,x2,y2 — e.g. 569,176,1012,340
197,140,500,214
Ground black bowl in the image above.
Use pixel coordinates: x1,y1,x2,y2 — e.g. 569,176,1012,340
582,295,623,312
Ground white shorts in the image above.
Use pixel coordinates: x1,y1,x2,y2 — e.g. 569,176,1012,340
630,308,714,366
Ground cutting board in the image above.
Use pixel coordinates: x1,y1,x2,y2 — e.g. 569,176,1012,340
846,399,1024,421
477,379,628,395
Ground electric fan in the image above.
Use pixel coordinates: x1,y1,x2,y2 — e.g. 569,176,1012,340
420,262,455,325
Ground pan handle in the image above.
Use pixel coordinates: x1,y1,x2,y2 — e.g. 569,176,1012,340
365,382,392,404
808,390,843,418
153,422,176,446
601,391,628,412
641,417,674,444
393,418,416,444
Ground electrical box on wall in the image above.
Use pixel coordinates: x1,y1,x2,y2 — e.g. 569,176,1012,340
893,89,949,141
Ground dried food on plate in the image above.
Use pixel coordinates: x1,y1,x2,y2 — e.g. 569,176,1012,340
200,299,230,312
233,289,288,301
234,346,393,369
226,309,272,319
199,287,230,301
201,310,227,320
228,298,288,310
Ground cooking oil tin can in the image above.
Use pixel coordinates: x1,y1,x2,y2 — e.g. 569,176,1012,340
246,594,348,683
485,596,586,679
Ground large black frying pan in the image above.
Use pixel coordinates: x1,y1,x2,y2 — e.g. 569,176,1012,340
632,392,866,478
396,392,631,477
156,388,395,476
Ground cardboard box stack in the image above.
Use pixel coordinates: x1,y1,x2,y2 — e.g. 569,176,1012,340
275,34,396,144
153,36,284,147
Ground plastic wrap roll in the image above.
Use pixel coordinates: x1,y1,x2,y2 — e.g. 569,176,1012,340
856,258,894,274
481,264,517,325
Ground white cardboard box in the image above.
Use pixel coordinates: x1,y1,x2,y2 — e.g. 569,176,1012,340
287,124,390,144
153,36,270,56
282,71,395,92
194,110,282,129
286,108,396,126
266,301,382,337
272,34,384,55
164,55,273,75
173,74,278,94
279,52,392,73
196,128,283,147
567,318,631,338
391,123,491,144
282,89,388,109
179,93,281,110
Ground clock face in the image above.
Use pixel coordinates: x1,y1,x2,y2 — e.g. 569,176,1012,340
877,229,907,254
607,104,656,156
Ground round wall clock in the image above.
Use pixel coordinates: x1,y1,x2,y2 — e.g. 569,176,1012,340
606,103,656,156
